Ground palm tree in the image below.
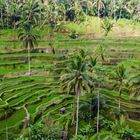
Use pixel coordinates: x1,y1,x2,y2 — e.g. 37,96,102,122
18,23,40,75
117,0,125,19
79,0,94,22
20,0,44,27
58,3,67,21
61,50,94,137
5,0,10,29
0,0,5,28
128,65,140,98
66,0,85,22
94,67,106,137
124,0,138,19
93,0,105,17
22,105,31,139
113,0,116,20
9,1,20,29
42,2,67,54
114,64,126,112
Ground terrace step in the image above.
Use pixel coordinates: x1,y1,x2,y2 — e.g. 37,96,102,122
0,108,26,131
39,100,73,123
34,97,73,123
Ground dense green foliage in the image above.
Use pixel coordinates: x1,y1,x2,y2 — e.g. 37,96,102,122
0,0,140,29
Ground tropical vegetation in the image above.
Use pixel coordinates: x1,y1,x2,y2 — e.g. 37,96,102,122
0,0,140,139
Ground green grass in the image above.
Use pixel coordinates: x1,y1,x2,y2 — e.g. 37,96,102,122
0,109,26,131
39,100,73,123
127,119,140,132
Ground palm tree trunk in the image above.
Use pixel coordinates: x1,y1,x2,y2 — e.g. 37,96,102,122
118,83,122,113
5,112,8,140
0,8,3,28
119,97,121,112
75,89,80,137
49,43,56,54
27,44,31,75
98,0,101,34
72,100,75,124
41,0,44,3
89,100,92,125
64,13,66,22
119,9,122,20
86,8,88,23
23,106,31,139
97,92,100,139
113,0,116,20
6,0,9,29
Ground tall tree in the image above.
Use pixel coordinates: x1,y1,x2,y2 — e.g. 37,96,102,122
61,50,94,137
42,1,67,54
20,0,44,27
0,0,5,28
18,23,40,75
80,0,94,22
93,0,105,17
128,65,140,98
114,64,126,112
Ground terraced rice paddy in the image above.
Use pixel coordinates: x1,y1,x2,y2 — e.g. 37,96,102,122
0,36,140,138
0,50,74,137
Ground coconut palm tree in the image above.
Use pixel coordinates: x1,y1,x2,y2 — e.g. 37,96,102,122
9,0,21,29
18,23,40,75
65,0,85,22
93,0,105,17
20,0,44,27
114,64,126,112
61,50,94,137
0,0,5,28
5,0,10,29
94,66,107,137
117,0,126,19
58,2,67,21
124,0,138,19
128,65,140,98
79,0,94,22
42,2,67,54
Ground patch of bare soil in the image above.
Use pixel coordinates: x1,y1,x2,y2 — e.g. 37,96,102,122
109,49,136,52
9,35,17,41
112,26,140,36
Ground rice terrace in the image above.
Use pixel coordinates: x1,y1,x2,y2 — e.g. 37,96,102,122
0,0,140,139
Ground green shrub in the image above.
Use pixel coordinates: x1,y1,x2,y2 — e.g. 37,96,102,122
69,30,78,39
119,127,140,140
101,18,114,36
79,124,93,136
